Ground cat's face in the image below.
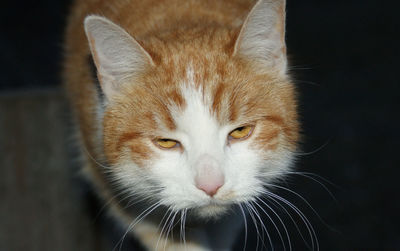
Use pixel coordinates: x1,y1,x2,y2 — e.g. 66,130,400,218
85,0,298,218
102,49,298,218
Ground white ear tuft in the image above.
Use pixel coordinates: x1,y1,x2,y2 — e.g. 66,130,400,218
233,0,287,76
84,16,154,99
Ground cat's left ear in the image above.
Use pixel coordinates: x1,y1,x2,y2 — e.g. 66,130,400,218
84,16,154,100
233,0,287,76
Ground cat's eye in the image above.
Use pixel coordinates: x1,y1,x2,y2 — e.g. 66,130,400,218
229,125,254,140
155,138,180,149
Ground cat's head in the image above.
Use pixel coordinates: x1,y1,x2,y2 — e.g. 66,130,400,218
85,0,298,218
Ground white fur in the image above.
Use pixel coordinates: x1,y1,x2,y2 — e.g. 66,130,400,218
84,1,295,249
111,65,293,219
87,0,294,219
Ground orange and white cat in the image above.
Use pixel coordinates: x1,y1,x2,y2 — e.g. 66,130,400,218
64,0,299,250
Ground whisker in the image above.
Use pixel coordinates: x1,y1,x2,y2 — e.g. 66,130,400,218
253,199,289,251
259,196,310,250
289,64,314,71
238,204,248,251
244,203,259,251
93,188,132,222
261,190,319,251
292,140,330,157
246,202,273,251
179,210,183,246
124,188,164,209
247,202,270,251
114,201,161,251
178,208,188,250
288,171,338,187
285,171,341,199
155,208,172,249
82,144,111,169
156,209,174,251
266,184,336,232
294,80,321,86
182,209,187,250
164,210,179,250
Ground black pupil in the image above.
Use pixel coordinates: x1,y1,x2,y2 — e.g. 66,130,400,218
237,127,245,131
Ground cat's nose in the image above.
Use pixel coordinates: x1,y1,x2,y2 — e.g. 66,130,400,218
196,179,224,197
194,155,224,197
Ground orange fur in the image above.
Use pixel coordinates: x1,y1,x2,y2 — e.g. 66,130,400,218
64,0,298,163
63,0,299,248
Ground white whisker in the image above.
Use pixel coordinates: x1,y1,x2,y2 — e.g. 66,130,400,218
179,209,188,250
284,171,339,201
266,183,334,232
156,209,174,251
253,199,289,251
247,202,270,251
238,204,248,251
258,198,292,250
114,201,161,251
82,144,110,170
260,195,311,250
261,189,319,251
183,209,187,250
164,210,179,251
292,140,330,157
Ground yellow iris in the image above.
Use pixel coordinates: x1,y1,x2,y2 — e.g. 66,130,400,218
156,139,178,148
229,126,253,139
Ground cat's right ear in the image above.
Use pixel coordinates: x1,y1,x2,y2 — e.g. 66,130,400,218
233,0,287,76
84,16,154,100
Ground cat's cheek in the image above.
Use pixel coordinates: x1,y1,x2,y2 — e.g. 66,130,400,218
127,142,158,167
263,148,295,174
103,124,156,167
223,138,294,200
222,145,265,200
110,161,153,197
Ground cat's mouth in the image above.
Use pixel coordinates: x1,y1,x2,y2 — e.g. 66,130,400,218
190,189,243,218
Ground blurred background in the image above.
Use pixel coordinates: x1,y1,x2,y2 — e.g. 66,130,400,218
0,0,398,250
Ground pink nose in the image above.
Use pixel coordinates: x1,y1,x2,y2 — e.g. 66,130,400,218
196,181,223,197
194,154,224,197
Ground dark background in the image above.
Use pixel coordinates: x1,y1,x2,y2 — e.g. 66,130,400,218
1,0,399,250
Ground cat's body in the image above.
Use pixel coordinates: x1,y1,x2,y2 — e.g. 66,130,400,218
64,0,299,250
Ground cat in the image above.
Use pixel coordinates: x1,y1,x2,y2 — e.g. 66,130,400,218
63,0,299,250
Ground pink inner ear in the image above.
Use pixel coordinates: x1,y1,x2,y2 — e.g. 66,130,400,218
194,155,225,197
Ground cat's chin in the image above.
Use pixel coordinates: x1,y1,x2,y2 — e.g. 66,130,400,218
193,204,230,219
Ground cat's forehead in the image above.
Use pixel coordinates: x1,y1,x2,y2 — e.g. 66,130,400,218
167,64,237,128
166,63,275,126
123,53,286,135
171,66,219,129
172,82,223,152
